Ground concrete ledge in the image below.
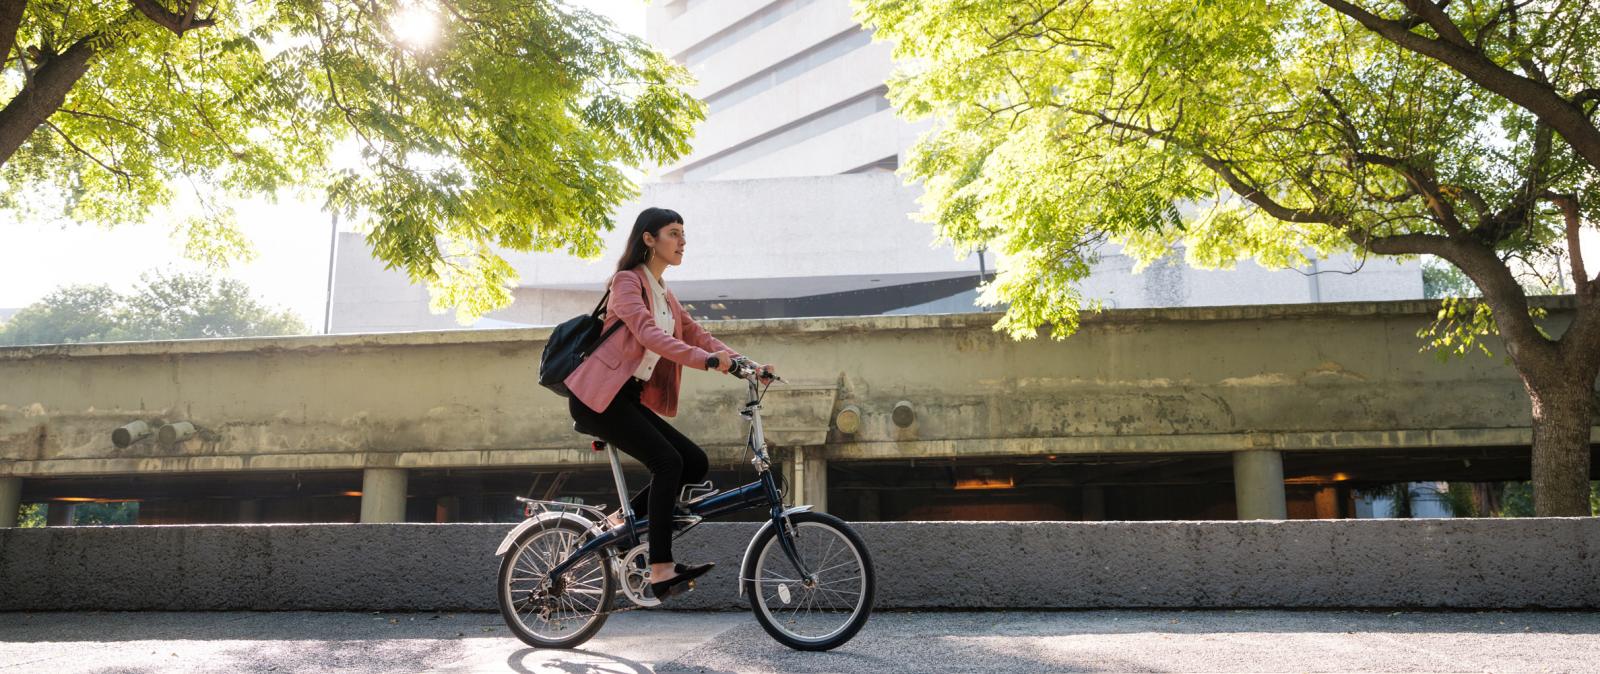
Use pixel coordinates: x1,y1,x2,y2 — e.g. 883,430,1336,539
1,296,1578,362
2,519,1596,611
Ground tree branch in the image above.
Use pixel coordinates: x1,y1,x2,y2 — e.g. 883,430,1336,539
1351,151,1467,235
1319,0,1600,173
1318,87,1367,151
58,106,166,148
984,0,1074,49
0,30,99,166
1543,191,1590,295
1442,183,1489,217
1466,118,1553,245
1061,106,1334,224
0,0,24,76
1399,0,1471,47
43,119,132,188
1360,229,1556,366
127,0,215,37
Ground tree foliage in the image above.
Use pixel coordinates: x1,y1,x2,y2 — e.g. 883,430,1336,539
858,0,1600,515
1,1,701,321
0,270,306,345
858,0,1595,337
15,503,43,526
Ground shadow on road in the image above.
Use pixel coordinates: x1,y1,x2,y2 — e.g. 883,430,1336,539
506,647,650,674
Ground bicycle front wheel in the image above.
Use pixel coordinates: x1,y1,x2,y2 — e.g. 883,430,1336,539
743,511,875,651
497,518,614,649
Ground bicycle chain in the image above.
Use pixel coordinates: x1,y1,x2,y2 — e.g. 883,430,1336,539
519,516,713,623
523,588,676,623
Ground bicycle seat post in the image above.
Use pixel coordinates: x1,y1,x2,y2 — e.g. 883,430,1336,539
601,441,637,544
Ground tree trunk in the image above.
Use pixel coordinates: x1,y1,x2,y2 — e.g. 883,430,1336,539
1527,377,1596,516
0,32,98,166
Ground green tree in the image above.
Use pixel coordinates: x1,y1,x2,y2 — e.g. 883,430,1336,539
70,501,139,524
858,0,1600,515
0,283,123,345
1424,258,1479,300
8,502,136,525
1,0,701,321
16,503,44,526
117,270,306,339
0,270,307,345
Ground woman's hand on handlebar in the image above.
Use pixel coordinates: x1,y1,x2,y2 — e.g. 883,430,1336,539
708,350,733,373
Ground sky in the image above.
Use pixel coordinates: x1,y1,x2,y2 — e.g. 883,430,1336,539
0,1,649,332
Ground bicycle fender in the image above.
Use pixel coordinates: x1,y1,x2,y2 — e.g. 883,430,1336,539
737,505,814,597
494,511,594,557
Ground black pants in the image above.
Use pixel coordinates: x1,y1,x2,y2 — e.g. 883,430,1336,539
569,377,709,564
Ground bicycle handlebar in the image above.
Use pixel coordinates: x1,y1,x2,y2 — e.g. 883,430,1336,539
707,355,783,383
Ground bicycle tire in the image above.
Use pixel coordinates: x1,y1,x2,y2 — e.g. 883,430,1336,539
497,518,614,649
743,511,875,651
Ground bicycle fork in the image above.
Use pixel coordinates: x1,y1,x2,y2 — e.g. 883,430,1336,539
772,504,815,581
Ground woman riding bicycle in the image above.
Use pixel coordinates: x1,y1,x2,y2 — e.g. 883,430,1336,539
564,206,777,602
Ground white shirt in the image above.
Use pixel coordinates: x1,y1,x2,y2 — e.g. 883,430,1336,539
632,268,674,381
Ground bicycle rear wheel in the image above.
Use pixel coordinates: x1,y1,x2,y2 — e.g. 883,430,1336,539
743,511,874,651
497,518,614,649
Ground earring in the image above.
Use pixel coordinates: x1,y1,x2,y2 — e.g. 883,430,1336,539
646,248,653,260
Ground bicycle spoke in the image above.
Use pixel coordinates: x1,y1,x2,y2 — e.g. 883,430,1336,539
502,525,611,642
752,520,871,643
813,584,857,608
812,536,842,574
810,558,861,577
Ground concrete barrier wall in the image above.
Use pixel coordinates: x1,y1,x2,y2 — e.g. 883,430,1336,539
3,519,1597,611
4,299,1574,482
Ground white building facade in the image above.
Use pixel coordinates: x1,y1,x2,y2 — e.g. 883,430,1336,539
648,0,916,181
328,0,1422,334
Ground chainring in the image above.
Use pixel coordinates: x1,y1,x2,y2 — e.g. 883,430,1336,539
615,543,661,608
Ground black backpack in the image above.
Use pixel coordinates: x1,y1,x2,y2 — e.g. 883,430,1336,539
538,282,642,397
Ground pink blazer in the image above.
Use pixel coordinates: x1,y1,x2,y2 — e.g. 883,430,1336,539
565,267,738,417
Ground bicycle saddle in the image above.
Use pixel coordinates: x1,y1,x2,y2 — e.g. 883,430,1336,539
572,420,605,438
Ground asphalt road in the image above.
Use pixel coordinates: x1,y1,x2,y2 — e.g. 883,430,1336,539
3,609,1597,673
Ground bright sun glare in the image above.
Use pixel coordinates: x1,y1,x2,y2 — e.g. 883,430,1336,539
389,3,441,50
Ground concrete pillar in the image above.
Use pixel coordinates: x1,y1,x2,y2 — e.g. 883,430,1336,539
781,447,828,512
803,448,827,514
1313,487,1340,519
360,468,408,523
1232,450,1287,520
435,496,460,523
857,490,881,521
0,478,20,528
237,499,261,524
779,447,796,505
46,503,76,526
1080,487,1106,521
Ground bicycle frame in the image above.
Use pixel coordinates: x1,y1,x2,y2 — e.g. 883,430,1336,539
526,373,815,584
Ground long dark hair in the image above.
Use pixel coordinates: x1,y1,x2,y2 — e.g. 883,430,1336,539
615,207,683,272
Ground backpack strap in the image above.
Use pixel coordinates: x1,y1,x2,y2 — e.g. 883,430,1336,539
580,273,649,357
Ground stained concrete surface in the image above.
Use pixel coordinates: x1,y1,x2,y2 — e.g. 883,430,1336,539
3,610,1597,673
6,519,1598,612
